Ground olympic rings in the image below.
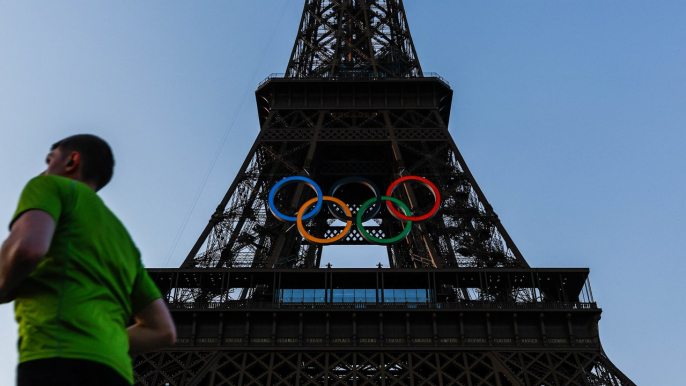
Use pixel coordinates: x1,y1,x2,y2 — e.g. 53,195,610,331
268,175,440,245
297,196,353,244
385,176,441,222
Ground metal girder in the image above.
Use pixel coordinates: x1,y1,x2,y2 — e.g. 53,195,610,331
286,0,422,78
184,76,527,269
134,350,633,386
160,1,633,385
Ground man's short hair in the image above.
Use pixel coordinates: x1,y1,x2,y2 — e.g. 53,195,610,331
52,134,115,191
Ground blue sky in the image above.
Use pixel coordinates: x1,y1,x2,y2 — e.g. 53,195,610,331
1,1,684,384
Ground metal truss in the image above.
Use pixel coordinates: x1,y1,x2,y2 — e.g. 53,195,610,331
133,350,633,386
181,140,314,269
286,0,422,78
182,99,527,269
135,267,633,385
161,1,634,385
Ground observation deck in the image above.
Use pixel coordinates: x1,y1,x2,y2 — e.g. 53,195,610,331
149,268,602,351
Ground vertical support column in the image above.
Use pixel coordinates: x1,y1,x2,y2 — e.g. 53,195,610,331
546,352,562,386
150,351,166,386
518,352,532,386
353,312,358,346
237,352,248,386
463,353,474,386
178,351,195,385
324,351,330,386
268,110,327,267
266,352,275,386
326,313,331,346
567,313,575,346
435,351,445,386
382,110,442,268
271,313,277,346
379,313,385,346
405,313,411,346
244,313,250,346
407,351,416,386
173,271,180,303
295,352,303,386
299,312,304,346
380,352,387,386
432,312,438,346
191,313,197,344
486,313,492,346
218,312,224,345
572,352,592,386
459,313,465,345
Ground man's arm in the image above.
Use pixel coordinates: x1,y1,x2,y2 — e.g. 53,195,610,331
0,210,55,303
127,298,176,356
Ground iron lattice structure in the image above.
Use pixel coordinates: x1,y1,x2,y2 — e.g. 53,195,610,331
286,0,421,78
133,1,634,385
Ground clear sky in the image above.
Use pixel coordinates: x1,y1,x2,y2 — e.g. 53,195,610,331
1,1,684,384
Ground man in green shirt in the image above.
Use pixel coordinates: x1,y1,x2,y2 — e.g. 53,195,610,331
0,134,176,386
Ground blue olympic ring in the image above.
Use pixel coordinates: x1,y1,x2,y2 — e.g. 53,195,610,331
268,176,323,222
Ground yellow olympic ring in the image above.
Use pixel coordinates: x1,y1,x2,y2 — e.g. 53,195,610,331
297,196,353,244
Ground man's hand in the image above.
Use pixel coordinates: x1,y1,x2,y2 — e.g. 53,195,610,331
127,298,176,356
0,210,55,303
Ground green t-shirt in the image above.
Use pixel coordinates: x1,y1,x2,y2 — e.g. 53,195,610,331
10,175,161,384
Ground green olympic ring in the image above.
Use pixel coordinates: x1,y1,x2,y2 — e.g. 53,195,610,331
356,196,413,244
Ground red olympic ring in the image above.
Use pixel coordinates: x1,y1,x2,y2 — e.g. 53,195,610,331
385,176,441,222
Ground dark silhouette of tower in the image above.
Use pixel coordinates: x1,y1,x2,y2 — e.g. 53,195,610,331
133,1,634,384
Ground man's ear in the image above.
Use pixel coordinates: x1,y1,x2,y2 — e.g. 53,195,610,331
65,151,81,173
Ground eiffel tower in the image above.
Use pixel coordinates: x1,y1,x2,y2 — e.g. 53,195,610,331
133,1,634,385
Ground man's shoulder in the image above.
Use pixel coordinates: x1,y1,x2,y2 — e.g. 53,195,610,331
24,174,74,191
23,176,138,255
24,175,102,214
11,175,76,229
22,175,99,203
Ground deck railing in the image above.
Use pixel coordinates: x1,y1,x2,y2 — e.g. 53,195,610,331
167,300,597,311
258,72,450,88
